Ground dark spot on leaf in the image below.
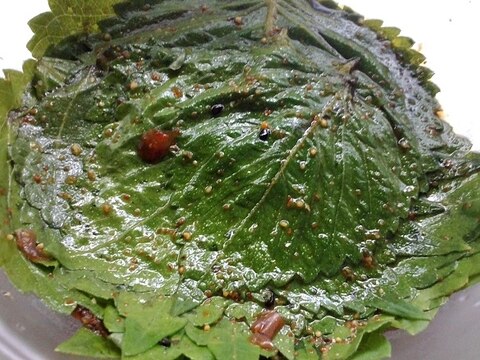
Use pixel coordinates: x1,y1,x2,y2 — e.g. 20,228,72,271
262,289,275,309
211,104,224,117
159,337,171,347
259,128,271,141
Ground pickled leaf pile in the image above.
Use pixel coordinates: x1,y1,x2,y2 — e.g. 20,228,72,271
1,1,479,359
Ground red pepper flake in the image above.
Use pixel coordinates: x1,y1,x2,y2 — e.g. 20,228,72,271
250,311,285,350
14,229,52,263
137,129,180,164
71,305,109,337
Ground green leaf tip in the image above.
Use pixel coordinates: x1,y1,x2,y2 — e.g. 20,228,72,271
27,0,124,59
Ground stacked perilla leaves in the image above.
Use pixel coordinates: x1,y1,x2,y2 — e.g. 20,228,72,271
1,1,479,359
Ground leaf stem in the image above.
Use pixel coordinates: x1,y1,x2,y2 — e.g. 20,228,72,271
264,0,278,37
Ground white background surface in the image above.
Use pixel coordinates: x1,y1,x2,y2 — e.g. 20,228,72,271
1,1,479,360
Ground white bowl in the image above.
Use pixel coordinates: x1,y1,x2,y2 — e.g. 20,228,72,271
1,1,479,359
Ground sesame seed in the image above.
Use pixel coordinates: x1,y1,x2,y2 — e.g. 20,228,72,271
104,128,114,138
65,176,77,185
176,217,186,227
295,199,305,209
87,170,96,181
59,192,72,201
70,143,83,156
182,151,194,160
102,203,112,215
398,138,411,150
128,80,138,91
234,16,243,26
